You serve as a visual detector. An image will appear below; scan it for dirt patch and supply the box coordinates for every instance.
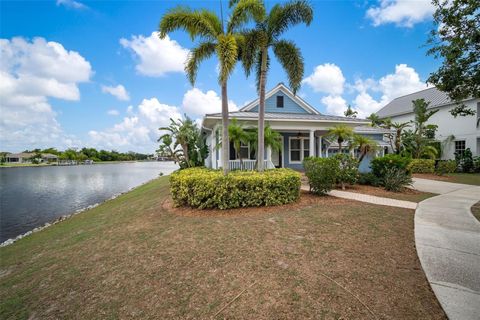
[341,184,437,203]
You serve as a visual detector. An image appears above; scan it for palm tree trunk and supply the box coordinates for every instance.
[358,151,366,163]
[221,82,230,175]
[257,48,268,172]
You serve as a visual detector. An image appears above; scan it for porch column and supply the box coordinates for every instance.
[216,129,221,169]
[211,131,217,169]
[309,130,315,157]
[318,136,322,157]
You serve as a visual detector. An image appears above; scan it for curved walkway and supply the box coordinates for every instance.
[413,178,480,320]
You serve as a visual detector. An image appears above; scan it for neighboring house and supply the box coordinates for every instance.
[202,83,390,171]
[376,87,480,160]
[5,153,59,163]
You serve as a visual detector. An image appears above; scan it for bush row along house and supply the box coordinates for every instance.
[376,87,480,159]
[201,83,391,171]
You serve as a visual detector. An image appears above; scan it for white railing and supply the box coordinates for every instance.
[217,159,275,170]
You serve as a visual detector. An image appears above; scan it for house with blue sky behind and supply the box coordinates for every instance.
[1,0,439,153]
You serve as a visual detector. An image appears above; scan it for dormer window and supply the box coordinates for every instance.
[276,95,284,108]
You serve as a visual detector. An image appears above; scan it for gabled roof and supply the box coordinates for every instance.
[240,83,320,115]
[376,87,453,118]
[204,111,368,123]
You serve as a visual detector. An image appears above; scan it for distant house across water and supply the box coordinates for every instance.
[5,153,59,164]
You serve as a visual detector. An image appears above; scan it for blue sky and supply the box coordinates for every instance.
[0,0,439,153]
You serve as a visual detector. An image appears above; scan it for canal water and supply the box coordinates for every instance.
[0,162,178,242]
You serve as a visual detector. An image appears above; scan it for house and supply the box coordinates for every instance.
[201,83,391,171]
[5,152,59,163]
[376,87,480,159]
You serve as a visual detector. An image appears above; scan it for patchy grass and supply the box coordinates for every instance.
[414,173,480,186]
[471,201,480,222]
[0,177,445,319]
[343,184,437,203]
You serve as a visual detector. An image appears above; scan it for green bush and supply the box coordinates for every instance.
[303,157,339,195]
[474,156,480,173]
[435,160,457,175]
[382,167,413,192]
[371,154,411,177]
[169,167,301,209]
[334,154,359,189]
[358,172,381,187]
[407,159,435,173]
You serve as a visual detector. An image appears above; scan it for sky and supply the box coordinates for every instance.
[0,0,440,153]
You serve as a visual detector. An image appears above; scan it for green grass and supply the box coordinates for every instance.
[0,177,445,319]
[0,163,53,168]
[471,201,480,222]
[447,173,480,186]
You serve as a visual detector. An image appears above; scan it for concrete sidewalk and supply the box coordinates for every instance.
[413,178,480,320]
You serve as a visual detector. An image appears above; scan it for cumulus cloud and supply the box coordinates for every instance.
[182,87,238,117]
[366,0,434,27]
[120,32,189,77]
[302,63,345,95]
[321,95,348,116]
[107,109,120,116]
[89,98,182,153]
[0,37,92,151]
[101,84,130,101]
[56,0,88,10]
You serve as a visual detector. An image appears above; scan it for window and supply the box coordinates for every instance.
[289,137,310,163]
[239,142,250,159]
[455,140,466,156]
[276,95,284,108]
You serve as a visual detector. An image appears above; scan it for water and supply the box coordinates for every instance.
[0,162,178,242]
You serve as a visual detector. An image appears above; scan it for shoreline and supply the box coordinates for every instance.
[0,174,165,248]
[0,160,170,169]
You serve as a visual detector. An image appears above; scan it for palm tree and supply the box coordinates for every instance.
[411,98,439,159]
[351,134,378,163]
[159,117,197,167]
[233,0,313,171]
[391,121,410,154]
[367,113,384,127]
[327,125,354,154]
[159,1,264,174]
[344,105,358,118]
[228,118,249,167]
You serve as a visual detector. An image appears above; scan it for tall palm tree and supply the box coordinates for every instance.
[411,98,439,159]
[159,1,264,174]
[232,0,313,171]
[351,134,378,163]
[391,121,410,154]
[327,124,354,154]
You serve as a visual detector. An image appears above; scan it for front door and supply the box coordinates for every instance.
[271,136,284,168]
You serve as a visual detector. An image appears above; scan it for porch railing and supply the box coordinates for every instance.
[217,159,275,171]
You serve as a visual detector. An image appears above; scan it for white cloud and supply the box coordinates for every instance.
[107,109,120,116]
[56,0,87,10]
[120,32,189,77]
[101,84,130,101]
[321,95,348,116]
[352,92,384,118]
[0,37,92,151]
[126,105,134,114]
[366,0,434,27]
[182,87,238,117]
[302,63,345,95]
[89,98,182,153]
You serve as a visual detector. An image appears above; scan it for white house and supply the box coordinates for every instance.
[201,83,391,171]
[376,87,480,160]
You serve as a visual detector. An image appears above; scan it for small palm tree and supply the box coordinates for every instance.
[344,105,358,118]
[352,134,378,163]
[327,125,354,153]
[391,122,410,154]
[159,117,197,166]
[233,0,313,171]
[367,113,384,127]
[228,118,250,167]
[159,0,264,174]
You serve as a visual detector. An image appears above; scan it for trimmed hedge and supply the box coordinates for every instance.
[407,159,435,173]
[303,157,339,195]
[371,154,411,177]
[170,167,301,209]
[435,160,457,175]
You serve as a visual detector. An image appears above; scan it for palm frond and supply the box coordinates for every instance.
[268,0,313,39]
[227,0,266,34]
[238,28,263,77]
[185,42,216,85]
[217,34,239,84]
[159,7,222,41]
[273,39,304,93]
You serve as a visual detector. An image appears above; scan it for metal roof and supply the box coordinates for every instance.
[376,87,452,118]
[205,111,369,123]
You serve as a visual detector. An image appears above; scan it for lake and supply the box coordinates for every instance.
[0,162,178,243]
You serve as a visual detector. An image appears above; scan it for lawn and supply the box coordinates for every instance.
[471,201,480,222]
[340,184,437,203]
[414,173,480,186]
[0,177,445,319]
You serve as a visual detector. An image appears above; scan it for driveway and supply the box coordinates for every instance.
[413,178,480,320]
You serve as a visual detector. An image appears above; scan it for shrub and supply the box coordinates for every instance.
[407,159,435,173]
[334,154,359,190]
[435,160,457,175]
[474,156,480,173]
[358,172,381,187]
[456,148,474,173]
[169,167,301,209]
[382,167,413,192]
[371,154,411,178]
[303,157,339,195]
